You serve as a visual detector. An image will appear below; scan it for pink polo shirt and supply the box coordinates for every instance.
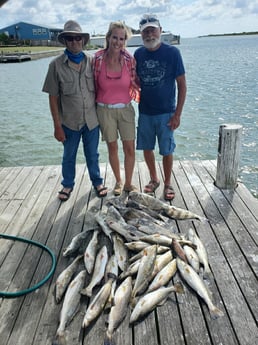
[96,62,131,104]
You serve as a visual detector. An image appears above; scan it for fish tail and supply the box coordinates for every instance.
[174,282,184,294]
[210,305,224,319]
[200,216,209,223]
[52,331,67,345]
[80,287,92,297]
[103,333,116,345]
[203,268,212,280]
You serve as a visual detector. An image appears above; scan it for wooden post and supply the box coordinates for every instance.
[215,124,242,189]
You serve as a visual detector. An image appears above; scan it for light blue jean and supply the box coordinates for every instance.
[137,113,176,156]
[61,124,103,189]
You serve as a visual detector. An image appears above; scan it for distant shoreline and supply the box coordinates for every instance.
[198,31,258,38]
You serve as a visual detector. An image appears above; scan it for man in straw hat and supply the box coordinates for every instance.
[43,20,107,200]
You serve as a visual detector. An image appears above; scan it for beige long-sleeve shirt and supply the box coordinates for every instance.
[42,52,98,131]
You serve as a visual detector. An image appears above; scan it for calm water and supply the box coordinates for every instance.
[1,35,258,197]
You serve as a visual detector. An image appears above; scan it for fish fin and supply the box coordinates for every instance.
[78,327,84,343]
[107,272,118,280]
[203,267,212,280]
[130,296,137,308]
[210,306,224,319]
[157,298,167,306]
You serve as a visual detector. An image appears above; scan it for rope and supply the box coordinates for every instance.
[0,233,56,298]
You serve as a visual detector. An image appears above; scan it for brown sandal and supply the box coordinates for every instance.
[164,185,175,201]
[144,180,160,194]
[113,182,123,196]
[123,184,138,193]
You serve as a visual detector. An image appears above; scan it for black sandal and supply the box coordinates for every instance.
[95,185,108,198]
[58,188,73,201]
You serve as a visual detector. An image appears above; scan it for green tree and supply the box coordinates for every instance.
[0,33,10,45]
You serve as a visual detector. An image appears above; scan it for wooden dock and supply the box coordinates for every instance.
[0,53,31,63]
[0,160,257,345]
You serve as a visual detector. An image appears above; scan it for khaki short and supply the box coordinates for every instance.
[96,103,135,142]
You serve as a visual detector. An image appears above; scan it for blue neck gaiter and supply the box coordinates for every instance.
[65,49,85,64]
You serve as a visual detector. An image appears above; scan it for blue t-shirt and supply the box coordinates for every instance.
[134,43,185,115]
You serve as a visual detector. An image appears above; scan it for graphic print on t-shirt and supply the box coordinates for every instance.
[141,59,166,87]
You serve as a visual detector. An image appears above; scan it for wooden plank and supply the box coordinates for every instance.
[192,160,258,321]
[0,166,61,345]
[32,164,90,345]
[0,163,257,345]
[178,160,257,344]
[160,161,216,345]
[0,167,23,198]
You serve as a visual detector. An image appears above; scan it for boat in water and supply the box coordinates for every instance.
[90,32,180,48]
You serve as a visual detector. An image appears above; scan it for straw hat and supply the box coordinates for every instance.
[58,20,90,45]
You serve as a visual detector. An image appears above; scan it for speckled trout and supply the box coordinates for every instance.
[130,282,184,324]
[104,276,133,345]
[129,191,208,221]
[53,270,86,345]
[176,258,224,319]
[55,254,83,304]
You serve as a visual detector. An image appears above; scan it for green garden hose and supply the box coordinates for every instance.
[0,233,56,298]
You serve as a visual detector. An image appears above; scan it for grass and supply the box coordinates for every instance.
[0,45,97,55]
[0,46,63,54]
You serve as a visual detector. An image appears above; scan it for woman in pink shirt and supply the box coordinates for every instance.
[93,21,140,196]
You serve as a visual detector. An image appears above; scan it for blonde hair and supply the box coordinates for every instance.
[105,21,132,49]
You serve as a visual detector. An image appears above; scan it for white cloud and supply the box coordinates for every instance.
[0,0,257,37]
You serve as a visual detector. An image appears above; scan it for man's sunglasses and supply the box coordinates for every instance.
[65,36,82,42]
[139,17,158,26]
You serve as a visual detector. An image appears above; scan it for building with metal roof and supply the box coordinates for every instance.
[0,21,62,44]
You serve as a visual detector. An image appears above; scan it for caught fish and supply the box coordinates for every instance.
[104,276,133,345]
[150,250,173,279]
[82,274,116,329]
[125,240,154,252]
[55,255,83,304]
[171,238,188,262]
[131,244,157,299]
[129,282,184,324]
[139,233,173,247]
[126,199,165,220]
[81,245,108,297]
[183,244,200,273]
[112,233,129,272]
[118,259,141,281]
[129,191,208,222]
[105,254,119,281]
[107,205,126,221]
[84,229,99,274]
[63,229,95,257]
[106,196,127,211]
[176,258,224,319]
[105,217,140,242]
[187,228,211,279]
[104,255,119,310]
[53,270,86,345]
[120,207,164,226]
[147,259,177,292]
[95,212,113,241]
[129,245,169,264]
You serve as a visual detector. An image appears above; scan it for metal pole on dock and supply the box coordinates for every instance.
[215,123,243,189]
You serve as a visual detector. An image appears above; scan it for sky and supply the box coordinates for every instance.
[0,0,258,38]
